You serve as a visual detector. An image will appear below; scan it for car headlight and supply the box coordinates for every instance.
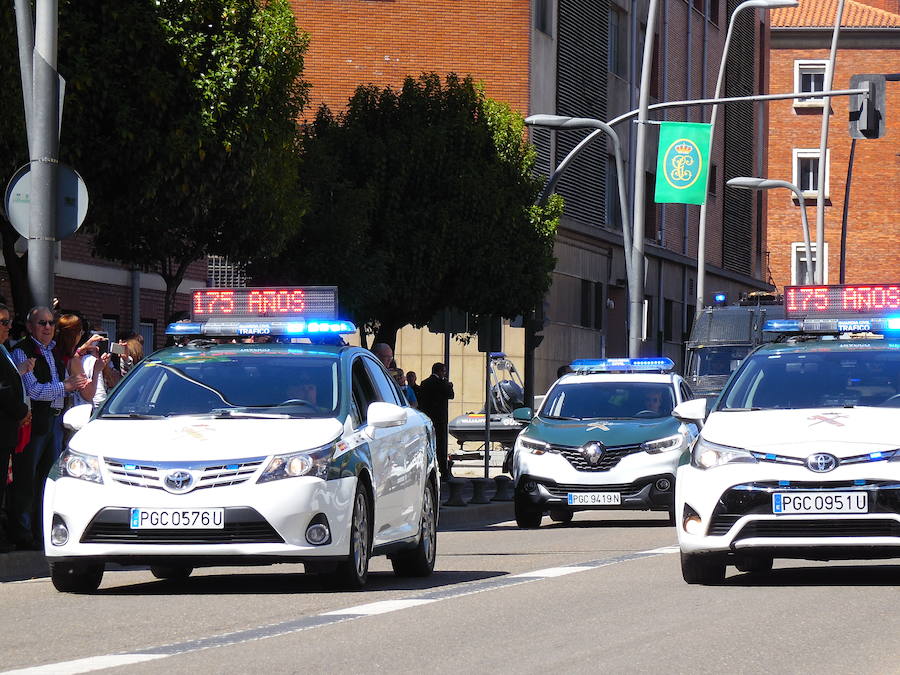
[691,436,757,470]
[258,442,336,483]
[514,435,557,455]
[58,449,103,484]
[641,433,686,454]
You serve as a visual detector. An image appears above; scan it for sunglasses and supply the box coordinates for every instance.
[36,319,56,327]
[0,319,9,326]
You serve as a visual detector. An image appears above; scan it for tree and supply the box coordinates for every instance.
[1,0,310,323]
[252,73,562,348]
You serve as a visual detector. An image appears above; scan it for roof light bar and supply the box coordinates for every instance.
[764,317,900,334]
[570,357,675,373]
[165,319,357,338]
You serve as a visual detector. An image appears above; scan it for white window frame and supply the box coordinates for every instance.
[791,242,828,285]
[794,60,827,108]
[792,148,830,199]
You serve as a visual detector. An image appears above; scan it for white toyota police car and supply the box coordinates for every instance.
[511,358,698,528]
[673,284,900,584]
[44,287,438,592]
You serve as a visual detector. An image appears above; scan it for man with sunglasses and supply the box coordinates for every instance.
[9,306,87,549]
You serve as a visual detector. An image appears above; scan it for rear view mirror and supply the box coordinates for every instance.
[63,404,93,431]
[672,398,709,424]
[512,407,533,422]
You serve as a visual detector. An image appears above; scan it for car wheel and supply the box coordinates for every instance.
[326,483,372,589]
[391,481,437,577]
[549,509,573,524]
[734,554,773,574]
[680,551,726,585]
[150,565,193,581]
[50,561,104,593]
[514,492,543,529]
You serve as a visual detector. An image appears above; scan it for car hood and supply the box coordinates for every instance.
[523,415,683,447]
[70,416,345,461]
[703,407,900,456]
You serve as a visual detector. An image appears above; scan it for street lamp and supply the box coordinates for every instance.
[695,0,798,318]
[726,176,814,283]
[525,114,640,358]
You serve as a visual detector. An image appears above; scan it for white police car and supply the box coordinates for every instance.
[673,283,900,584]
[44,287,439,592]
[510,358,697,528]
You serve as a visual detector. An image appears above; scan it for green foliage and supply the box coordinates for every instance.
[253,73,561,343]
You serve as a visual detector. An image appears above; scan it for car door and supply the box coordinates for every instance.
[361,358,423,540]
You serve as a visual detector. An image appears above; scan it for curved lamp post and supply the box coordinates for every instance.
[525,114,640,357]
[727,176,814,283]
[695,0,798,318]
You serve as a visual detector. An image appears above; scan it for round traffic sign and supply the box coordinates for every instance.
[3,162,89,240]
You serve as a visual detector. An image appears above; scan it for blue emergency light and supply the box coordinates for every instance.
[165,318,356,338]
[570,357,675,373]
[764,316,900,335]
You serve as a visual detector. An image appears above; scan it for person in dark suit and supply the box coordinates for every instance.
[0,304,32,552]
[417,362,455,481]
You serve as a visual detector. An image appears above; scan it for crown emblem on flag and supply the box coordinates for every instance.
[674,142,694,154]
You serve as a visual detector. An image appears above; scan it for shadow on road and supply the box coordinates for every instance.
[726,563,900,587]
[454,517,673,533]
[95,567,507,596]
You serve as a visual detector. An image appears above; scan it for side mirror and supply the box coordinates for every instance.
[367,401,407,429]
[672,398,709,425]
[512,407,533,422]
[63,404,93,431]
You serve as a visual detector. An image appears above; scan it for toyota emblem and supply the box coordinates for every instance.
[163,469,195,493]
[581,442,606,466]
[806,453,838,473]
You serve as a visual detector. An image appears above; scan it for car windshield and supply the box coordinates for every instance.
[540,381,675,419]
[102,351,340,418]
[719,346,900,410]
[690,345,751,376]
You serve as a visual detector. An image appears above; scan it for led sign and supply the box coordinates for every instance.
[784,284,900,319]
[191,287,338,321]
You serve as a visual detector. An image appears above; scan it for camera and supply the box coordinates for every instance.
[110,342,127,356]
[92,331,109,355]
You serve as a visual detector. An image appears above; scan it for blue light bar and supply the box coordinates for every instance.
[764,319,801,332]
[570,357,675,373]
[165,319,357,338]
[765,317,897,334]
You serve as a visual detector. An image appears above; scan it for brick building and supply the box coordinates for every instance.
[767,0,900,288]
[289,0,774,408]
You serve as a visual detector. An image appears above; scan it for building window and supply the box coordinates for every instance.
[792,149,830,199]
[645,171,658,242]
[535,0,552,36]
[791,242,827,285]
[139,321,155,352]
[605,155,622,229]
[101,316,118,343]
[580,279,592,328]
[207,255,247,288]
[608,5,627,77]
[664,299,675,342]
[708,0,719,25]
[593,282,604,330]
[794,60,827,108]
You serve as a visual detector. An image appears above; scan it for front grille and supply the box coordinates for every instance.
[735,519,900,540]
[81,507,283,544]
[542,480,651,498]
[708,481,900,536]
[554,443,642,472]
[105,457,266,491]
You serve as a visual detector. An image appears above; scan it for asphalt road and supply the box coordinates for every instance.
[3,510,900,674]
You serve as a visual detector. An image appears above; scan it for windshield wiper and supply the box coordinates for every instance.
[211,409,291,419]
[720,407,762,412]
[100,413,167,420]
[543,415,579,420]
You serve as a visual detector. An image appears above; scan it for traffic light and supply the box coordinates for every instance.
[477,314,502,353]
[849,74,886,139]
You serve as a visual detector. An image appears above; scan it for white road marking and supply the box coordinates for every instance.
[4,654,166,674]
[323,598,436,615]
[3,545,678,674]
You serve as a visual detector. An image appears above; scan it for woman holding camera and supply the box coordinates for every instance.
[54,315,116,408]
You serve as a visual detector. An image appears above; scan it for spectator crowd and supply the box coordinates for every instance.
[0,302,144,553]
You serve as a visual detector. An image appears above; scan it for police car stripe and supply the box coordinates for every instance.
[5,546,677,674]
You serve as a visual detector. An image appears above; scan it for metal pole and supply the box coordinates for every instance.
[839,137,856,283]
[630,0,659,357]
[789,186,814,282]
[483,350,491,479]
[28,0,59,309]
[814,0,845,284]
[13,0,35,154]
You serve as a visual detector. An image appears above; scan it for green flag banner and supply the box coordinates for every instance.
[654,122,711,205]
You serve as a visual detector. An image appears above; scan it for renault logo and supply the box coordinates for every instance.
[806,453,838,473]
[163,469,195,494]
[581,442,606,466]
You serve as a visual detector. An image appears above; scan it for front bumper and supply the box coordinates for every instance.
[677,461,900,559]
[43,473,358,565]
[516,473,675,512]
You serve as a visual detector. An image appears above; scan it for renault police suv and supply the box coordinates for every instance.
[510,358,698,528]
[44,288,438,593]
[673,284,900,584]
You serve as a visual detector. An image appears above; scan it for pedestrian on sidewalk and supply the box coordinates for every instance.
[417,362,455,481]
